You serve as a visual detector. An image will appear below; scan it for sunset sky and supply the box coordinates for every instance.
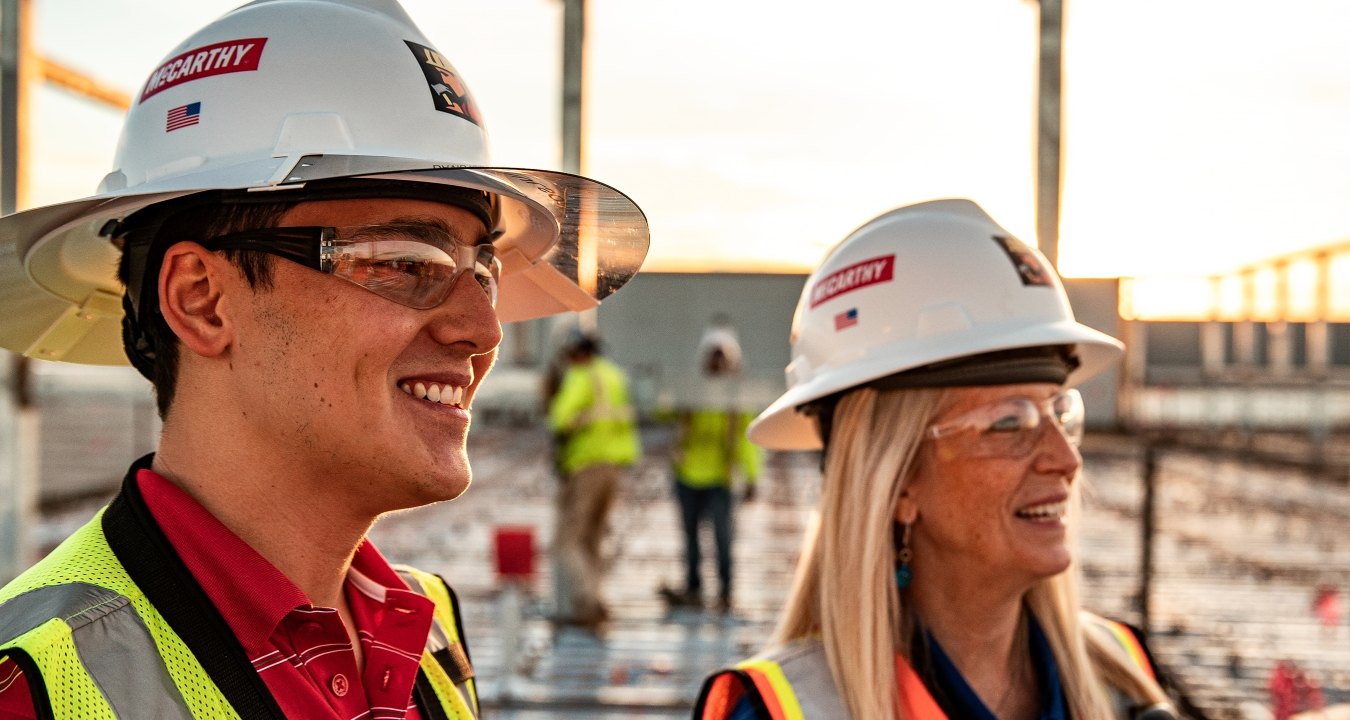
[24,0,1350,292]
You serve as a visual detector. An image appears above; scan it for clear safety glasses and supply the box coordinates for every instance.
[200,223,501,310]
[925,388,1085,459]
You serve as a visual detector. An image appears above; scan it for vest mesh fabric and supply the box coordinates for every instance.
[8,620,115,718]
[0,511,237,719]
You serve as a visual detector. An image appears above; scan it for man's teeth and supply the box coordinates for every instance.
[1015,501,1067,519]
[398,382,467,407]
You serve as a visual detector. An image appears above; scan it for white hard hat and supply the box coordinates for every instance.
[697,325,743,373]
[0,0,649,366]
[747,198,1124,450]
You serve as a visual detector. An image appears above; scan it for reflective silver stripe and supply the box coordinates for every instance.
[395,570,451,652]
[1083,614,1164,718]
[752,640,852,719]
[0,582,194,718]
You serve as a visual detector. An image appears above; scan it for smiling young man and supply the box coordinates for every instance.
[0,1,647,717]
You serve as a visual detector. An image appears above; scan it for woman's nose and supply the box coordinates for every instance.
[1033,418,1082,476]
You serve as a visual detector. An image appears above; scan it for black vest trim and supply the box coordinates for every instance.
[433,645,475,685]
[1,649,55,720]
[412,668,452,720]
[101,454,287,719]
[439,576,474,664]
[436,573,479,714]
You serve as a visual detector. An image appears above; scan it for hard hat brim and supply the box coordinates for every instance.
[0,156,649,365]
[746,320,1125,451]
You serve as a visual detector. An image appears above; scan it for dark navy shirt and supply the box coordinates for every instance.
[920,613,1068,720]
[726,694,758,720]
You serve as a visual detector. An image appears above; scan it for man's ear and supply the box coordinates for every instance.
[158,242,234,359]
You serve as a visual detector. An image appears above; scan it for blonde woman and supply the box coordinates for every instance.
[695,200,1177,720]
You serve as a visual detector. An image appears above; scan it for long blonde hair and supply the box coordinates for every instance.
[772,386,1170,719]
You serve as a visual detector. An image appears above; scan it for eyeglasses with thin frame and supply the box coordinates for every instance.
[925,388,1085,459]
[199,222,501,310]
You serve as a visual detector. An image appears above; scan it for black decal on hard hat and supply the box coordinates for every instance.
[991,235,1052,287]
[405,40,483,126]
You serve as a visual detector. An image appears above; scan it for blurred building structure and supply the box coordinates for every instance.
[1120,241,1350,468]
[0,0,134,582]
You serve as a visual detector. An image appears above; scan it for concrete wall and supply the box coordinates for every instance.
[1062,278,1124,430]
[595,272,806,414]
[25,363,157,504]
[1138,321,1350,379]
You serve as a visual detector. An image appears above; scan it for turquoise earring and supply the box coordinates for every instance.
[895,522,913,589]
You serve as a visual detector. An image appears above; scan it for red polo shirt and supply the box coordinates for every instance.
[1,469,435,719]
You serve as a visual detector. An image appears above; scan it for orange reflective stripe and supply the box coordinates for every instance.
[1103,621,1156,681]
[737,659,803,720]
[698,672,744,720]
[895,654,948,719]
[705,652,951,720]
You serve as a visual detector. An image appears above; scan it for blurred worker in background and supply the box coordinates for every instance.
[660,319,762,613]
[0,0,647,716]
[695,200,1175,719]
[548,330,642,629]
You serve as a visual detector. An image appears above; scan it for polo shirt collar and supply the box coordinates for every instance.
[136,468,416,656]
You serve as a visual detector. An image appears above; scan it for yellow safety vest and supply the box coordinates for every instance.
[549,356,641,475]
[0,459,479,719]
[674,409,762,489]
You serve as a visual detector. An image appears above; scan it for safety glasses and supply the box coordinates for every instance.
[200,222,500,310]
[926,388,1085,459]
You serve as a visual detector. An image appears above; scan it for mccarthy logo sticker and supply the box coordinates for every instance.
[406,40,482,126]
[810,255,895,307]
[140,38,267,103]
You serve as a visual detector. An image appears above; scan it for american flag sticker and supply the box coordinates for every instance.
[834,308,859,330]
[166,102,201,132]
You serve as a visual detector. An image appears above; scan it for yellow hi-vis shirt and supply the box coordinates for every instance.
[674,409,762,489]
[549,356,641,475]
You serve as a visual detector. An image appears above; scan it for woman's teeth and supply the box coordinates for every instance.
[1015,501,1067,520]
[400,382,466,407]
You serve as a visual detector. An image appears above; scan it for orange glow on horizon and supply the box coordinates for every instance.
[640,257,812,275]
[1122,244,1350,323]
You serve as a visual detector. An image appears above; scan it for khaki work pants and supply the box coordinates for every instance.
[554,463,623,625]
